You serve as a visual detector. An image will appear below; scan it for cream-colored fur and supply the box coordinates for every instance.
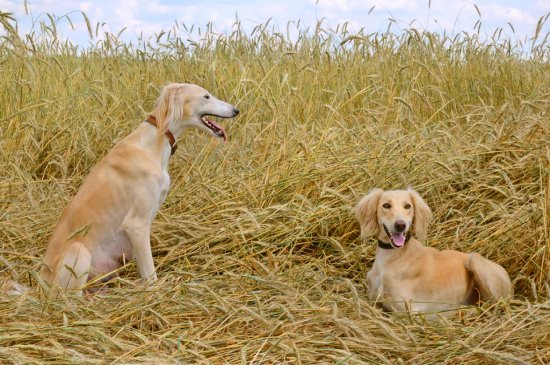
[355,188,512,315]
[40,83,239,295]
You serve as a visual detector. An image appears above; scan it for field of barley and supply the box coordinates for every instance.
[0,11,549,364]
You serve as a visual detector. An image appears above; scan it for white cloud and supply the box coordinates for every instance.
[78,2,103,20]
[114,0,138,28]
[145,0,177,14]
[374,0,418,12]
[260,3,289,17]
[0,0,20,13]
[313,0,353,12]
[78,2,92,13]
[313,0,418,12]
[484,4,537,25]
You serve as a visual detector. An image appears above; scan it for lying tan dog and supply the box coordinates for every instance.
[355,188,512,314]
[40,83,239,295]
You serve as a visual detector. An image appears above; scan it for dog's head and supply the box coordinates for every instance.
[355,188,432,247]
[150,83,239,141]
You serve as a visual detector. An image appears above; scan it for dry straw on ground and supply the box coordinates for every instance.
[0,11,549,364]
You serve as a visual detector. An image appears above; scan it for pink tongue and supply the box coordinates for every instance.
[207,117,226,141]
[391,232,406,247]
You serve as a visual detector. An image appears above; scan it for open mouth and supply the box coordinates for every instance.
[383,225,407,248]
[201,115,226,141]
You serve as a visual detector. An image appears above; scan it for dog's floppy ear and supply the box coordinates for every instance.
[355,188,383,239]
[150,84,182,132]
[408,188,432,241]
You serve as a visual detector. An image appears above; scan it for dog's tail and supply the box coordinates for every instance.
[465,252,513,302]
[0,255,29,296]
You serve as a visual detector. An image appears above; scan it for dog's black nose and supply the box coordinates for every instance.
[394,220,406,232]
[233,108,240,116]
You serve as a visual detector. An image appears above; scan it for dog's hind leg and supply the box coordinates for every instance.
[51,242,92,295]
[465,252,512,302]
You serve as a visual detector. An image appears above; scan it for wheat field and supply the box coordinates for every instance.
[0,11,549,364]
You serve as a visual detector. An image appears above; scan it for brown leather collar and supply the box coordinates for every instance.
[145,115,177,155]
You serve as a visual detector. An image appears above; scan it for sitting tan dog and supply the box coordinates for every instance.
[40,83,239,295]
[355,188,512,314]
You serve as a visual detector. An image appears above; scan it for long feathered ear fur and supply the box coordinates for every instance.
[355,188,383,239]
[149,83,184,133]
[408,188,432,241]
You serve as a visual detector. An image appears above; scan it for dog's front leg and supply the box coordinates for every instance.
[133,234,157,281]
[123,216,157,281]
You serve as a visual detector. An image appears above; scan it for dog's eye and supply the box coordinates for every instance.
[404,203,411,209]
[382,203,391,209]
[204,94,210,99]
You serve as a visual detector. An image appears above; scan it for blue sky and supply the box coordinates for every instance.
[1,1,549,45]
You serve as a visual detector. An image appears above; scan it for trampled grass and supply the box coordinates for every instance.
[0,10,549,364]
